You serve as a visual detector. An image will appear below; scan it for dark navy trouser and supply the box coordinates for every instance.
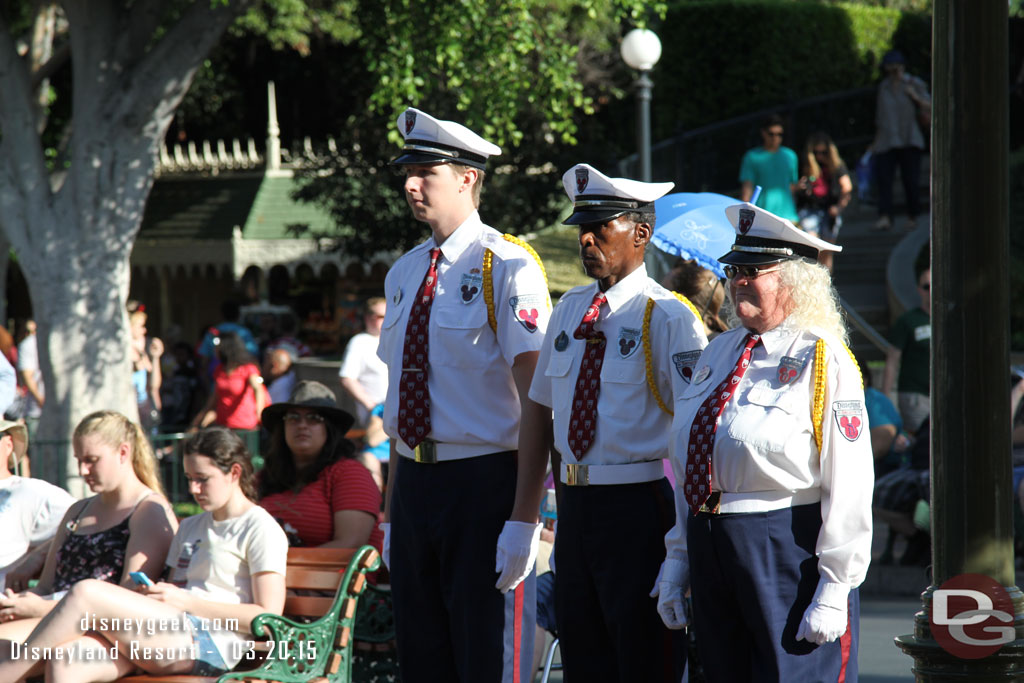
[555,477,686,683]
[390,452,536,683]
[688,503,859,683]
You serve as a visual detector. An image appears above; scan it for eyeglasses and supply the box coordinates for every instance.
[724,264,782,280]
[284,412,326,425]
[813,148,829,156]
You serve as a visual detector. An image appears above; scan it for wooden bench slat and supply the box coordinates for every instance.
[284,565,344,591]
[283,594,336,617]
[284,547,355,567]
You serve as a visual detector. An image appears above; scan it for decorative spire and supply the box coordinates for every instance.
[267,81,281,171]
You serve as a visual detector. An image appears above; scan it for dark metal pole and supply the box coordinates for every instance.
[895,1,1024,678]
[636,70,653,182]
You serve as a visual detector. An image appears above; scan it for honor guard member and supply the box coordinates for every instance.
[527,164,707,683]
[656,204,873,681]
[378,107,551,683]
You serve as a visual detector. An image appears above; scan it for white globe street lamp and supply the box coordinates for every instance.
[620,28,662,182]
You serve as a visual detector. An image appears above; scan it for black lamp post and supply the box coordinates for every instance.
[620,28,662,182]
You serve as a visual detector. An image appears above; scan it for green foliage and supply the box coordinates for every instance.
[284,0,663,257]
[233,0,360,53]
[172,501,203,519]
[653,0,927,134]
[356,0,658,148]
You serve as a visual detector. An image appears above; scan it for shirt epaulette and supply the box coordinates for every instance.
[810,328,862,387]
[645,283,701,323]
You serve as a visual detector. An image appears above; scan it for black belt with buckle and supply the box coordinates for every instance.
[412,439,438,464]
[698,491,722,514]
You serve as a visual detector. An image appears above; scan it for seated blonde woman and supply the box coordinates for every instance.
[0,411,177,643]
[0,427,288,682]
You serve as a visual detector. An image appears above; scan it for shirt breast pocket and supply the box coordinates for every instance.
[727,384,805,453]
[379,297,410,368]
[432,304,491,368]
[600,358,645,417]
[544,352,576,411]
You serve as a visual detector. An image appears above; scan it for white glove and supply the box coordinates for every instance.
[380,522,391,571]
[494,521,543,593]
[650,557,689,630]
[796,581,850,645]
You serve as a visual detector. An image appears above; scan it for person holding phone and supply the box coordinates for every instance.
[0,427,289,681]
[0,411,176,642]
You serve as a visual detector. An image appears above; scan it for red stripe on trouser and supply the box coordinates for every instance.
[837,601,852,683]
[512,581,524,683]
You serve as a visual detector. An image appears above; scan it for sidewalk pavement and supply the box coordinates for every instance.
[533,594,920,682]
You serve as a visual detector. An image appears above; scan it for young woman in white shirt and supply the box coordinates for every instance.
[0,427,288,682]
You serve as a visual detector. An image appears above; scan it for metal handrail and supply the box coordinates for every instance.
[840,295,893,355]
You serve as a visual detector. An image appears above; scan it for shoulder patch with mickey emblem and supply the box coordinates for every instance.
[673,350,702,383]
[832,400,864,441]
[509,294,545,333]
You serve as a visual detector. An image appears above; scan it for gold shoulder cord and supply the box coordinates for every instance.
[643,292,702,416]
[811,338,863,453]
[483,234,550,333]
[812,339,827,453]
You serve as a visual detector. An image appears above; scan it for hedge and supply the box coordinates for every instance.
[651,0,931,137]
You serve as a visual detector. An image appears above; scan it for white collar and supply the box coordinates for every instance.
[601,263,649,313]
[434,211,483,264]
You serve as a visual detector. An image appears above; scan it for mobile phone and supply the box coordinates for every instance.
[129,571,154,587]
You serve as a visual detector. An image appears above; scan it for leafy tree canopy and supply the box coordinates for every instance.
[235,0,669,259]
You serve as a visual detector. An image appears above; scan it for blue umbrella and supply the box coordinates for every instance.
[651,192,738,278]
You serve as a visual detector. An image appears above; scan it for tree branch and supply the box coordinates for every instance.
[115,0,255,135]
[0,11,51,239]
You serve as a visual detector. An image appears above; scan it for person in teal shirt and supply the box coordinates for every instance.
[739,114,799,221]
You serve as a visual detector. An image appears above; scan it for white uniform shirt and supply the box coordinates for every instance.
[378,212,550,457]
[664,322,874,588]
[530,265,707,467]
[339,332,388,425]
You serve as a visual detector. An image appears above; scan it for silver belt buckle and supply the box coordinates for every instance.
[414,439,437,464]
[565,463,589,486]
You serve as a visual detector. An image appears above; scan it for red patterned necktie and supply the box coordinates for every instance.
[398,248,442,449]
[567,291,607,460]
[685,333,760,514]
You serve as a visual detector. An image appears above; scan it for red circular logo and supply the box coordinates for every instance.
[930,573,1014,659]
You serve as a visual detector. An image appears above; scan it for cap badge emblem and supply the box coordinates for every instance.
[738,208,755,235]
[575,167,589,194]
[405,110,417,135]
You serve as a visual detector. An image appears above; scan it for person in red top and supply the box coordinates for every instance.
[258,381,383,560]
[190,332,268,431]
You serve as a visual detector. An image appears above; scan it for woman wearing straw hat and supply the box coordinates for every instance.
[258,381,383,555]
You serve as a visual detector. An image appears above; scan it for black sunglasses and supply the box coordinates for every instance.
[724,264,782,280]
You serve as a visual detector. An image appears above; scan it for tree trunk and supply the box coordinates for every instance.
[28,244,136,495]
[0,1,253,492]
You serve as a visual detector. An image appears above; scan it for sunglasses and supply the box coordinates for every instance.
[284,412,326,425]
[724,264,782,280]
